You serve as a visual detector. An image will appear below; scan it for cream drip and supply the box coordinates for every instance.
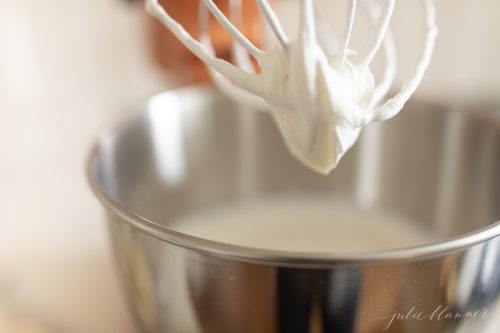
[146,0,438,174]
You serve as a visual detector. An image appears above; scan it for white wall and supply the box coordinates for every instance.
[0,1,165,332]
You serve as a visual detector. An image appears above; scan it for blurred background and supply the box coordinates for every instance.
[0,0,499,332]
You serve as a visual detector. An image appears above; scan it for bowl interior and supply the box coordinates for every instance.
[91,87,500,254]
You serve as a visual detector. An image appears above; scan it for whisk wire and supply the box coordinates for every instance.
[361,0,396,66]
[256,0,290,51]
[202,0,264,58]
[335,0,358,66]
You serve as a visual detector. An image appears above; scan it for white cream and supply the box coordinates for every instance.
[146,0,438,174]
[174,197,435,253]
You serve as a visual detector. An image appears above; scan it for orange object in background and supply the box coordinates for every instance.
[148,0,263,85]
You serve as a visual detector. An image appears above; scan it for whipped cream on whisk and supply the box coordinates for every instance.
[146,0,438,174]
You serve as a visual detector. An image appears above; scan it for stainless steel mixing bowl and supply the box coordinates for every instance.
[88,87,500,333]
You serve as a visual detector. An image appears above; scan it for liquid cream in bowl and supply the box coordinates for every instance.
[174,197,435,253]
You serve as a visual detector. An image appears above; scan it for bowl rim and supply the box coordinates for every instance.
[86,87,500,268]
